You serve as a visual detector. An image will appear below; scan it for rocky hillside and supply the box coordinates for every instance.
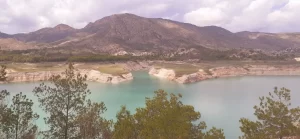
[12,24,76,43]
[236,32,300,50]
[0,32,10,38]
[0,13,300,56]
[0,38,39,50]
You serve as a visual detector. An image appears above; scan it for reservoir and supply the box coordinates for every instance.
[1,71,300,139]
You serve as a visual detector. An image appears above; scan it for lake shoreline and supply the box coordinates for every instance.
[2,61,300,84]
[2,72,300,139]
[3,69,134,84]
[149,65,300,84]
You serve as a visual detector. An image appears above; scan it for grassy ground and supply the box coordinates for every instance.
[73,63,129,75]
[153,62,200,76]
[97,64,128,75]
[3,60,300,75]
[6,63,66,72]
[152,60,300,76]
[191,60,300,71]
[5,63,129,75]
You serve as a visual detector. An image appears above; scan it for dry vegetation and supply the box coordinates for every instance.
[74,63,129,75]
[153,62,200,77]
[153,60,300,77]
[4,62,129,75]
[6,63,67,72]
[97,64,128,75]
[3,60,300,75]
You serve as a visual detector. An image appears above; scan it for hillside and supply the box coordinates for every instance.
[236,31,300,50]
[12,24,76,43]
[0,13,299,58]
[0,32,10,38]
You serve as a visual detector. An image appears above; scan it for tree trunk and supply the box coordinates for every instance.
[65,91,70,139]
[15,103,20,139]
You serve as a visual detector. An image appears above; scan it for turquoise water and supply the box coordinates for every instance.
[1,71,300,138]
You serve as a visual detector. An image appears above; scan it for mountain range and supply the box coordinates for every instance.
[1,13,300,57]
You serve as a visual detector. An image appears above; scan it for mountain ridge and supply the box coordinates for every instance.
[0,13,300,56]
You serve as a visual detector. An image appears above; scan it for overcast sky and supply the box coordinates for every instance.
[0,0,299,34]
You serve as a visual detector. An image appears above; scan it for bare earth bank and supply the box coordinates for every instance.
[2,61,300,84]
[149,64,300,84]
[2,61,151,84]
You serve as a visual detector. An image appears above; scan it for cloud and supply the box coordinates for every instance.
[184,7,227,27]
[120,3,169,16]
[0,0,299,34]
[0,0,178,34]
[183,0,300,33]
[266,0,300,32]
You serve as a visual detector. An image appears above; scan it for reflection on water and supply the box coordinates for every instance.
[1,72,300,139]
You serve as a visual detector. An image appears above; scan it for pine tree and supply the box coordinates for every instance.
[0,90,10,137]
[239,87,300,139]
[75,100,112,139]
[113,106,136,139]
[0,92,39,139]
[0,65,7,81]
[33,63,91,139]
[113,90,225,139]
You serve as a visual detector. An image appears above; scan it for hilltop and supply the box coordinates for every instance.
[0,13,300,61]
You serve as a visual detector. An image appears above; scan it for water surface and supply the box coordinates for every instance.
[1,71,300,139]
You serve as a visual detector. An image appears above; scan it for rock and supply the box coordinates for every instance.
[149,68,175,80]
[175,70,213,84]
[149,65,300,84]
[124,61,151,71]
[113,51,128,56]
[111,73,133,84]
[210,67,248,77]
[149,68,212,84]
[121,73,134,80]
[6,71,61,82]
[5,69,133,84]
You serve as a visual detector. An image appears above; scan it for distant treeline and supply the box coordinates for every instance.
[0,53,173,63]
[0,49,289,63]
[0,50,156,62]
[0,54,133,62]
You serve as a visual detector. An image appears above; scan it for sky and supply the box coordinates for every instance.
[0,0,299,34]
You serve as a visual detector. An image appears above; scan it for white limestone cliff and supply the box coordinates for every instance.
[149,68,176,80]
[149,65,300,84]
[4,69,133,84]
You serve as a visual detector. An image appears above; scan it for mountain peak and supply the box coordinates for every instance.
[112,13,139,17]
[0,31,10,38]
[2,13,299,52]
[83,13,144,32]
[53,24,74,31]
[99,13,143,21]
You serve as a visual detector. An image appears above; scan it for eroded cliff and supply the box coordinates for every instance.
[149,65,300,84]
[4,69,133,84]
